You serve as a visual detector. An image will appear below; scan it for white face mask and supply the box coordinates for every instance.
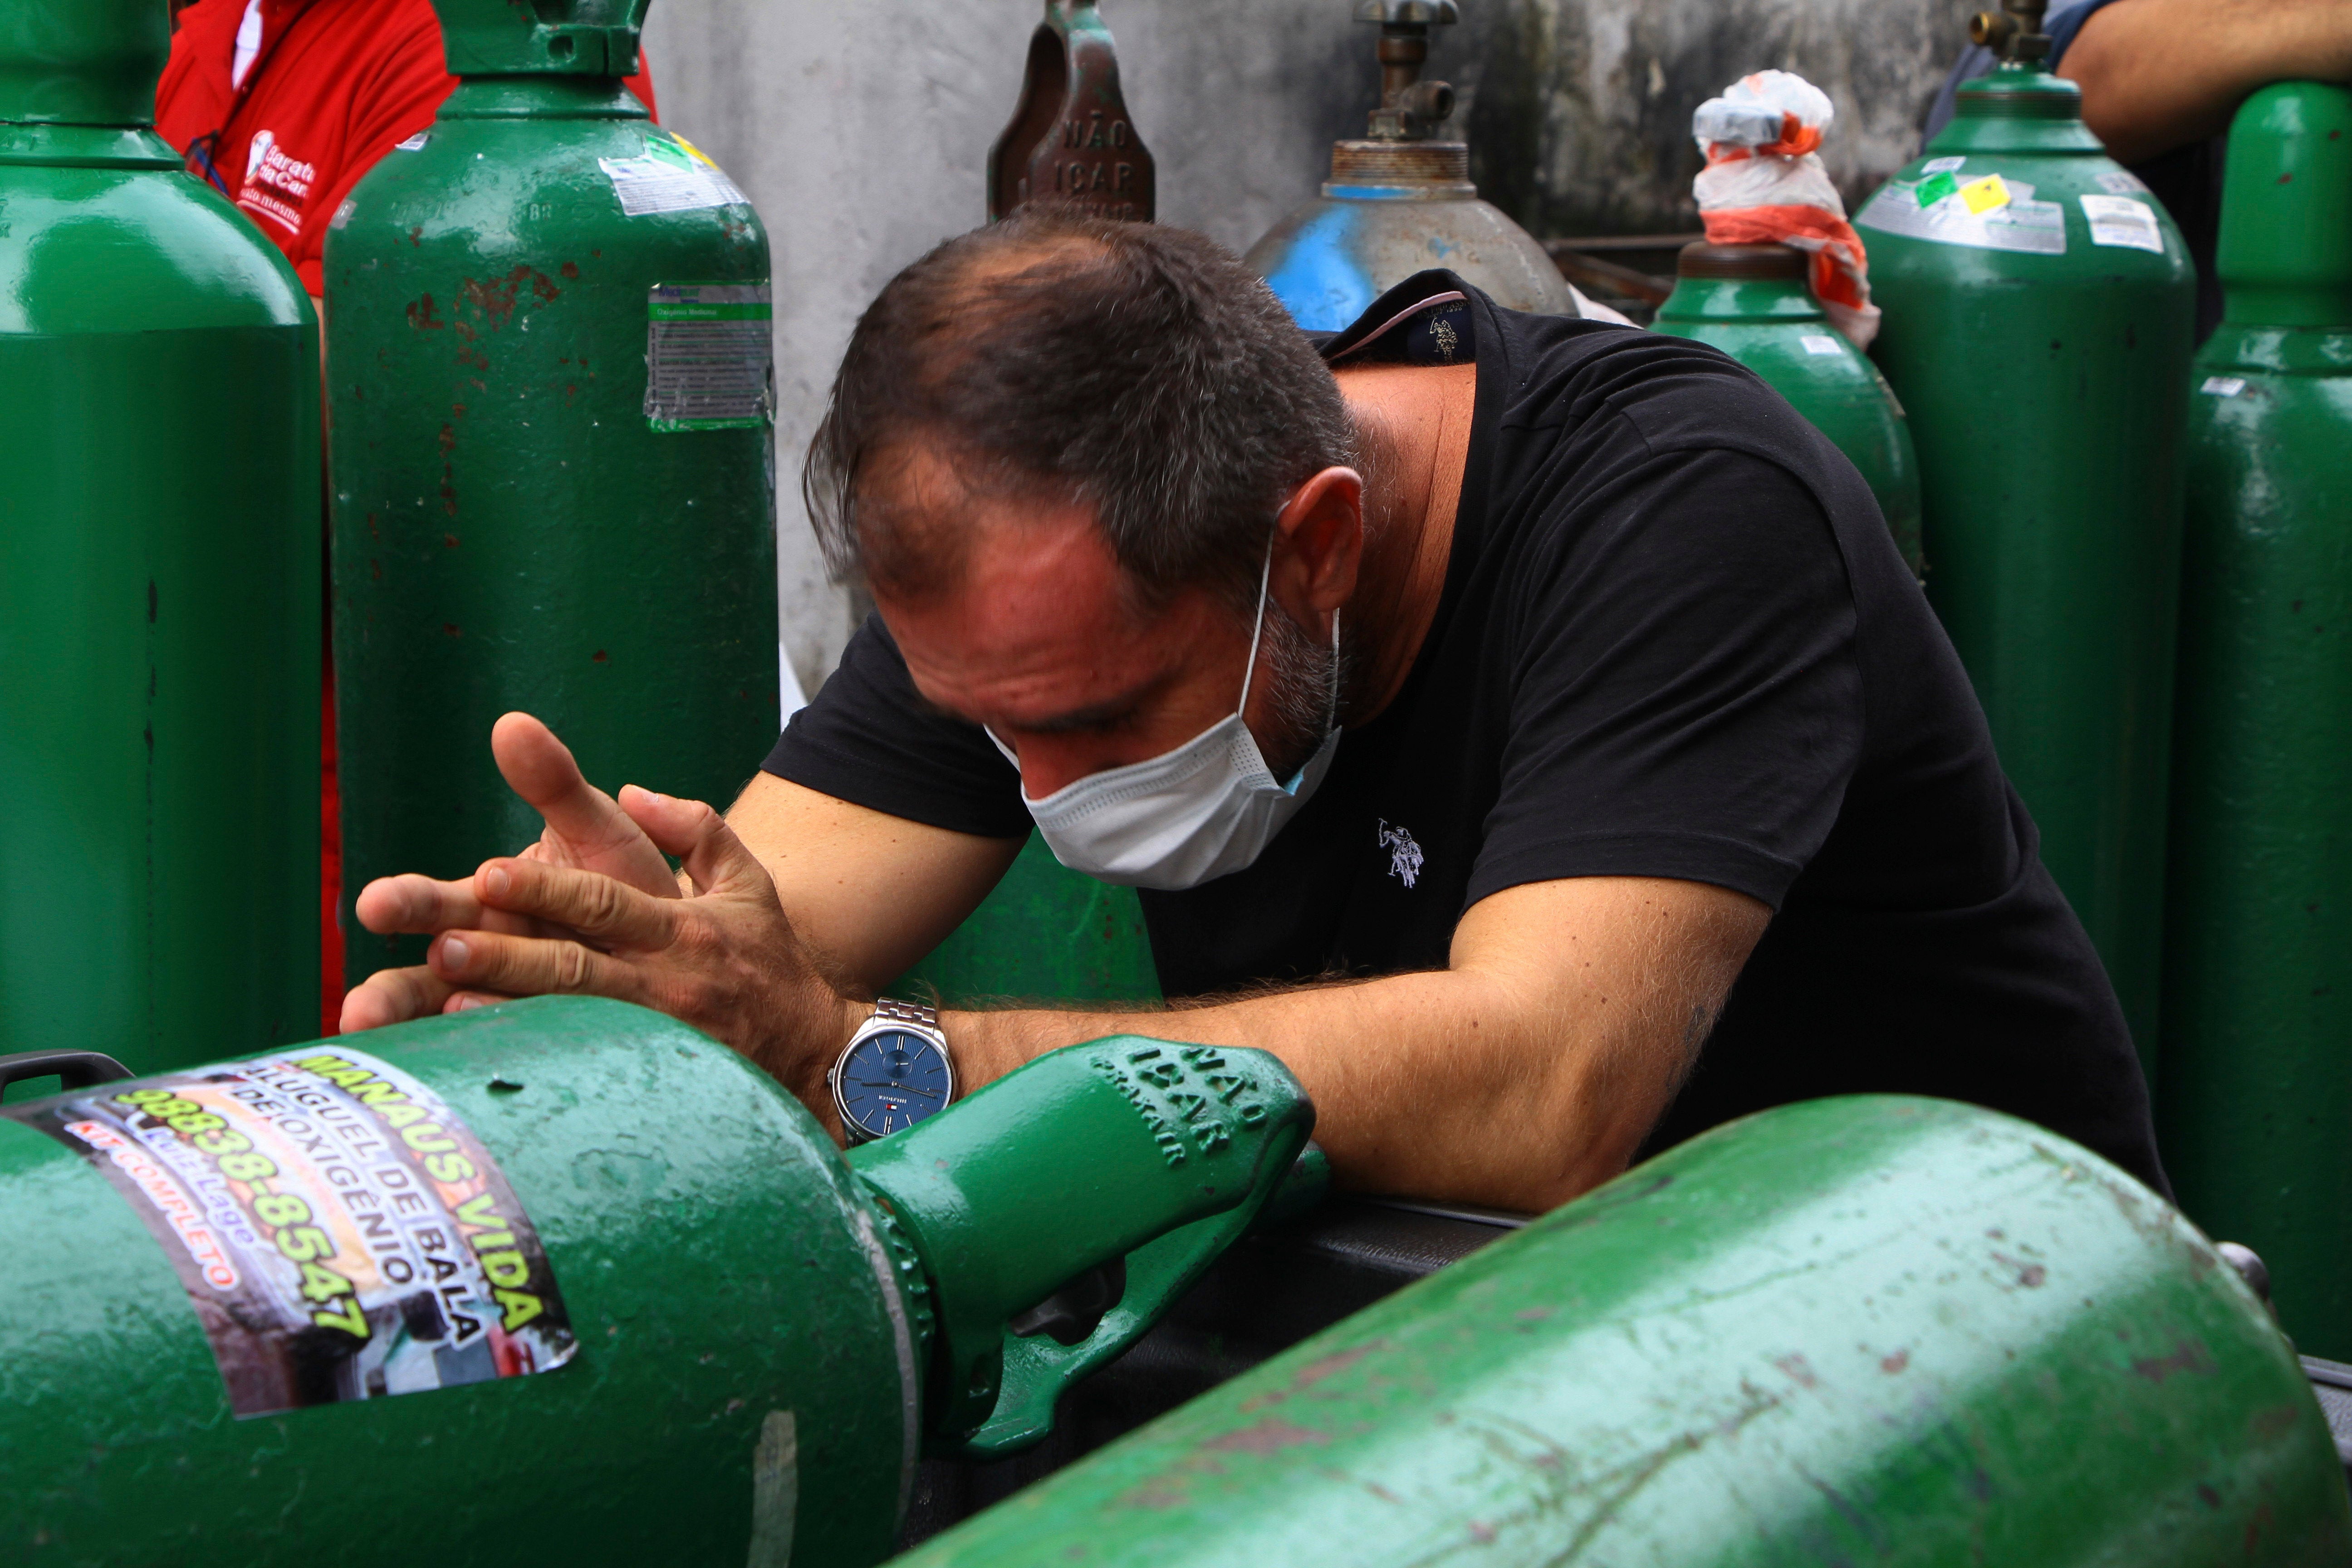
[989,559,1341,891]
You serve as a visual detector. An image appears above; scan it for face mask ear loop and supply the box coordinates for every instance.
[1235,545,1275,715]
[1326,609,1343,732]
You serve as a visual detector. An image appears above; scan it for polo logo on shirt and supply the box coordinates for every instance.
[1377,820,1424,888]
[237,128,315,236]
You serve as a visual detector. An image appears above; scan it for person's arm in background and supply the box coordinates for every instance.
[2060,0,2352,162]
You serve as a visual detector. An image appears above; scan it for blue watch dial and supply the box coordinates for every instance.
[837,1029,951,1139]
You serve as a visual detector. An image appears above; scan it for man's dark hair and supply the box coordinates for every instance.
[803,208,1354,612]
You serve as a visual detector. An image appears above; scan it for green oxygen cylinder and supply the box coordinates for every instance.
[0,1000,1312,1565]
[1856,4,2195,1076]
[1651,242,1926,576]
[2160,81,2352,1362]
[0,0,319,1073]
[897,837,1161,1006]
[890,1096,2351,1567]
[327,0,778,990]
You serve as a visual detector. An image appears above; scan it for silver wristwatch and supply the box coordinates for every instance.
[828,997,956,1145]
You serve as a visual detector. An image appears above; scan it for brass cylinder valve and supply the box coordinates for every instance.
[1359,0,1460,141]
[1969,0,2052,62]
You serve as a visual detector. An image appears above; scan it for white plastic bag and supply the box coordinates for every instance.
[1690,69,1880,349]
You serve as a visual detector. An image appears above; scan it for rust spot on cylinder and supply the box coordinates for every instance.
[559,260,579,279]
[1238,1343,1375,1411]
[442,534,459,549]
[460,265,560,330]
[1881,1348,1910,1373]
[1201,1417,1329,1455]
[2132,1337,2217,1382]
[592,650,608,662]
[443,624,462,638]
[1992,1250,2048,1288]
[406,294,444,330]
[407,224,423,246]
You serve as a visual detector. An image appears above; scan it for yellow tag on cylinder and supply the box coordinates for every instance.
[1959,174,2012,215]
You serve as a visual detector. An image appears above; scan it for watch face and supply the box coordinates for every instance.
[837,1029,951,1139]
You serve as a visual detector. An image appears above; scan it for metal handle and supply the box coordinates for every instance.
[0,1048,133,1096]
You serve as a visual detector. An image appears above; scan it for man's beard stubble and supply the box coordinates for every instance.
[1256,601,1352,783]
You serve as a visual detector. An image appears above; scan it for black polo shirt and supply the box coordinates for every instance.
[765,272,2166,1194]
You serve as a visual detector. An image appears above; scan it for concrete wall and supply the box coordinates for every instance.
[642,0,1968,695]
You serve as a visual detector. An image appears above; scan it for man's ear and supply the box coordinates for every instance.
[1271,466,1363,642]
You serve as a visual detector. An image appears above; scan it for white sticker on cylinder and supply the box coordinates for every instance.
[2200,376,2247,397]
[1800,334,1843,356]
[1921,155,1966,175]
[2080,195,2166,253]
[600,135,750,217]
[746,1410,798,1568]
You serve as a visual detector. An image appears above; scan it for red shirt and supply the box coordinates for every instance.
[157,0,655,294]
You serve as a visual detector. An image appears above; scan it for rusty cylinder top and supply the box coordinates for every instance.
[1676,242,1809,281]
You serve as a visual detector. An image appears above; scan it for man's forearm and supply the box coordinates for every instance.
[945,971,1665,1214]
[2062,0,2352,163]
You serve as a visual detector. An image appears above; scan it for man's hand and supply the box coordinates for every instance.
[420,790,868,1121]
[340,712,687,1032]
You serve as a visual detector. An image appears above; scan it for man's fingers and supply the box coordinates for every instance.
[352,873,544,937]
[340,965,456,1032]
[428,927,645,1003]
[441,990,513,1014]
[491,712,685,895]
[490,711,615,834]
[620,785,773,898]
[353,873,490,936]
[473,857,678,947]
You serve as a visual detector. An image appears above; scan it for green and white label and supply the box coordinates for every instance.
[645,281,774,432]
[1856,174,2067,256]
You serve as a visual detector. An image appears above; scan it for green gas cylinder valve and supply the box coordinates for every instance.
[435,0,647,77]
[854,1036,1315,1454]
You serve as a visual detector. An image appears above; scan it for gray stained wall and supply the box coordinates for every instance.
[641,0,1966,697]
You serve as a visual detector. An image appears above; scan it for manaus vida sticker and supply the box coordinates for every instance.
[4,1047,575,1416]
